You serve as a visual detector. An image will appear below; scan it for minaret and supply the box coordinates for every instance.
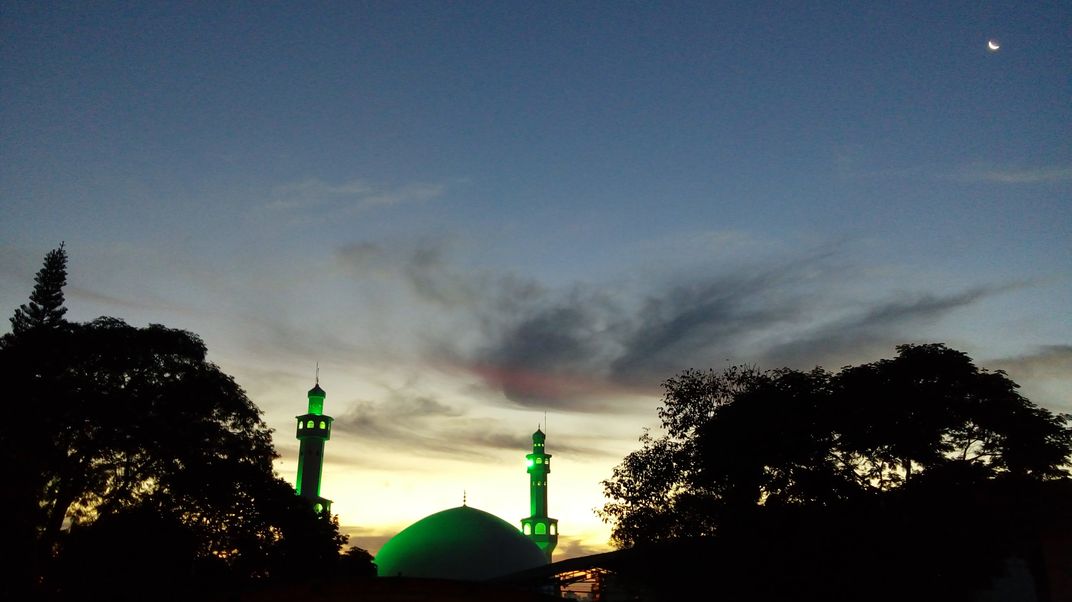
[295,380,333,514]
[521,427,558,561]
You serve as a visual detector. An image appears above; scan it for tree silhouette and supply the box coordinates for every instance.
[598,346,1072,600]
[600,344,1072,547]
[338,546,378,577]
[9,242,68,335]
[0,249,346,599]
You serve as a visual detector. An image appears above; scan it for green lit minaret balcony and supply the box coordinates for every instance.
[520,427,558,562]
[295,381,333,515]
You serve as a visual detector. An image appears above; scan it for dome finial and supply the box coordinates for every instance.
[463,490,467,506]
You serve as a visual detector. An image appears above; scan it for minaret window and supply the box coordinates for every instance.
[550,524,557,535]
[523,524,531,535]
[536,458,543,464]
[319,421,326,429]
[307,420,314,428]
[535,523,546,535]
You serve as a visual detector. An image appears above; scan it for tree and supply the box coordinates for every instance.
[599,345,1072,548]
[832,344,1072,484]
[9,242,68,335]
[1,250,346,598]
[338,546,378,577]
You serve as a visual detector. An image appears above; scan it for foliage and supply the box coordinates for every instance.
[0,248,346,598]
[9,242,68,335]
[338,546,378,577]
[599,344,1072,548]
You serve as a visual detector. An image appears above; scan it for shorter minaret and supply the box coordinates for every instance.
[521,427,558,561]
[295,379,333,514]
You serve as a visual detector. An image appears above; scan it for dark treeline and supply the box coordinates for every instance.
[0,245,373,601]
[600,345,1072,600]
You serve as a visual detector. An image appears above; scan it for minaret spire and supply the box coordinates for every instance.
[520,424,558,562]
[295,377,333,515]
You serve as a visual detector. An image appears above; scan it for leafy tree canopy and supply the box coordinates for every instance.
[600,344,1072,548]
[0,247,347,599]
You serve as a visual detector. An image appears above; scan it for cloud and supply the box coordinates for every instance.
[339,524,395,556]
[476,275,1012,409]
[990,345,1072,379]
[331,238,1015,414]
[358,183,445,209]
[608,271,805,386]
[331,390,599,459]
[333,392,464,450]
[329,385,612,458]
[337,238,544,311]
[954,165,1072,184]
[760,285,1013,369]
[986,345,1072,414]
[833,155,1072,186]
[338,239,480,307]
[554,534,612,560]
[66,286,199,317]
[265,179,373,210]
[264,178,446,215]
[473,288,630,409]
[466,265,812,409]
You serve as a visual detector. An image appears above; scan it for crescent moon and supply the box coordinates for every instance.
[987,39,1001,52]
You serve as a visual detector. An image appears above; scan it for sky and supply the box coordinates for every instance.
[2,1,1070,559]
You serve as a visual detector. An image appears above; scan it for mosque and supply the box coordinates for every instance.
[293,381,558,581]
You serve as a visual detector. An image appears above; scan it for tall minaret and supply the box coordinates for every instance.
[521,427,558,561]
[295,379,333,514]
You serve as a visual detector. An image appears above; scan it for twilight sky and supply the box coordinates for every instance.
[2,1,1070,559]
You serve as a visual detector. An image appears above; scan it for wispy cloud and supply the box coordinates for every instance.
[990,345,1072,380]
[265,179,372,210]
[67,285,203,319]
[333,238,1015,413]
[339,525,395,556]
[607,269,807,386]
[337,238,514,308]
[263,178,447,215]
[833,152,1072,185]
[832,146,926,181]
[954,165,1072,184]
[555,534,612,560]
[331,389,606,459]
[760,285,1017,368]
[332,392,466,455]
[986,345,1072,414]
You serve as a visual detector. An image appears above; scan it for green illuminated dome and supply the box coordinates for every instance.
[375,505,547,581]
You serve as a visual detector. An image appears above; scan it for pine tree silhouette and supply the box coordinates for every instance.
[10,242,68,335]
